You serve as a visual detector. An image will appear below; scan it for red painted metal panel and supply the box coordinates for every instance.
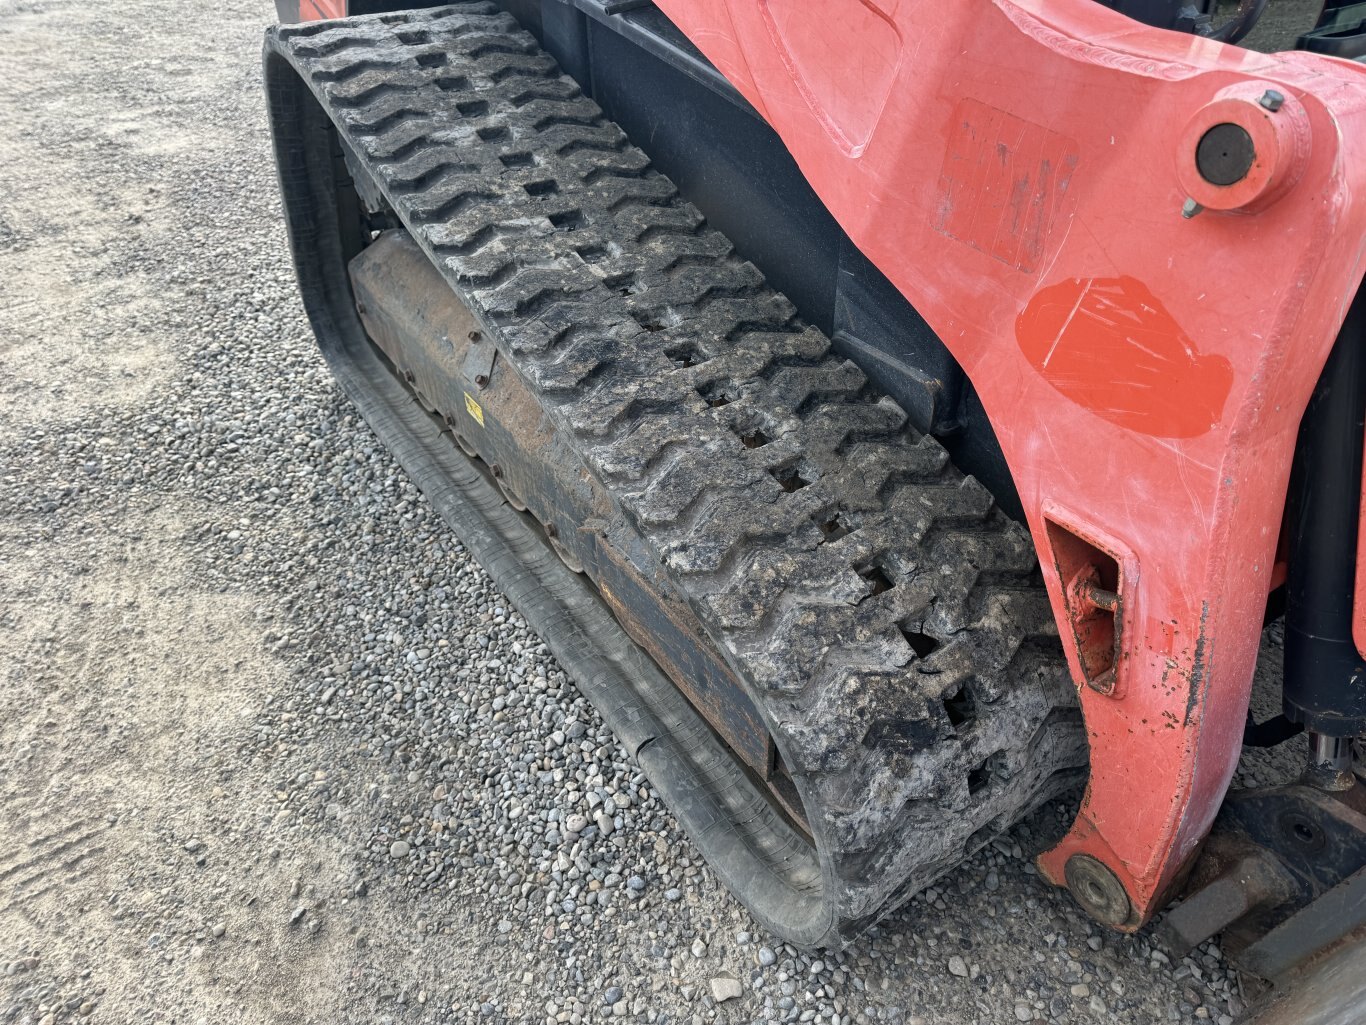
[656,0,1366,927]
[300,0,346,20]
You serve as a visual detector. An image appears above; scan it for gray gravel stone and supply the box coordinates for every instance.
[710,976,743,1003]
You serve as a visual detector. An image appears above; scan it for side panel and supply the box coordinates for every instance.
[655,0,1366,926]
[300,0,346,19]
[280,1,445,21]
[580,22,1019,515]
[518,3,1022,515]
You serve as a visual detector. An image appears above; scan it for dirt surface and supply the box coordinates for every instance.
[0,2,1312,1024]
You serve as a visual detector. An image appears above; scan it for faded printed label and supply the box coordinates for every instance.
[464,392,485,428]
[936,98,1080,274]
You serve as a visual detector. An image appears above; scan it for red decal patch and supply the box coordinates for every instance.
[1017,275,1233,438]
[936,98,1079,274]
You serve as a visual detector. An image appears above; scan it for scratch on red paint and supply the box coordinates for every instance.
[1017,275,1233,438]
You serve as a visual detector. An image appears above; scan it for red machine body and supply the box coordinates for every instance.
[653,0,1366,928]
[299,0,346,18]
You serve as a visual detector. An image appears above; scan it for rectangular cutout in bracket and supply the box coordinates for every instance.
[1045,517,1128,697]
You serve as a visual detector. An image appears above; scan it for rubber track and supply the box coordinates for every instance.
[269,5,1086,944]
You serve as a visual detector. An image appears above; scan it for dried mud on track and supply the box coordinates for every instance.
[0,2,1297,1023]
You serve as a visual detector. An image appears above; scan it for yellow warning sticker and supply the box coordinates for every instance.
[464,392,485,427]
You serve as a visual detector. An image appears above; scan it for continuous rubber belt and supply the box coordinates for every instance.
[264,3,1086,946]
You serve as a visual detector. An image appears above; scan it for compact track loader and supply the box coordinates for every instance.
[264,0,1366,1017]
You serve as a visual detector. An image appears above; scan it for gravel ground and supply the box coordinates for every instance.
[0,2,1314,1023]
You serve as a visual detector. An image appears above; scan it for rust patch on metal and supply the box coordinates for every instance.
[1184,601,1212,726]
[350,229,778,778]
[595,533,776,778]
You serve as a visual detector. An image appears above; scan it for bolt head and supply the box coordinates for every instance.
[1181,198,1204,219]
[1259,89,1285,112]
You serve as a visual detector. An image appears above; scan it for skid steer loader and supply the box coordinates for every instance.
[264,0,1366,1017]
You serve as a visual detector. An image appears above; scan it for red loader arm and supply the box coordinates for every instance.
[655,0,1366,928]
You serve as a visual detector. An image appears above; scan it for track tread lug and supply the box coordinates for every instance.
[270,7,1085,947]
